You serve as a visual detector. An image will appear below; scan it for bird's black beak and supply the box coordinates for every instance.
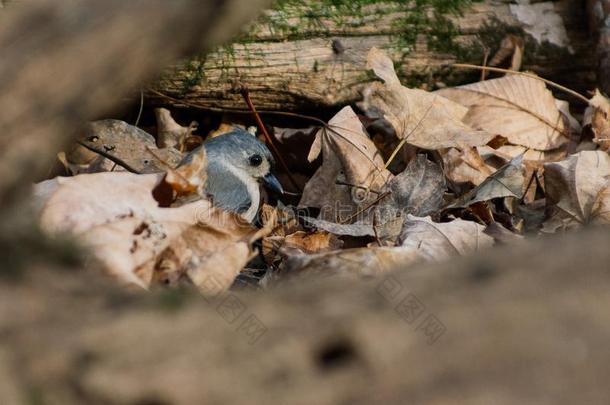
[262,173,284,195]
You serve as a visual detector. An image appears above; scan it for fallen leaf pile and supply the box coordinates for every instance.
[34,47,610,293]
[34,171,269,294]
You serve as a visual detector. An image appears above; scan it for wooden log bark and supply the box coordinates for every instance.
[151,0,596,112]
[2,228,610,404]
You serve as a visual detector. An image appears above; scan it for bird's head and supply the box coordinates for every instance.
[203,129,284,195]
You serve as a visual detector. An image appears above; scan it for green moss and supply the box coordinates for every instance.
[170,0,480,94]
[391,0,479,58]
[173,0,574,96]
[255,0,477,55]
[179,55,207,95]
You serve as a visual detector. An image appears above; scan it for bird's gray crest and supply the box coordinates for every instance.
[181,128,274,168]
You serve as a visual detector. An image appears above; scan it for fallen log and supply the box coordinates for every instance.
[151,0,596,111]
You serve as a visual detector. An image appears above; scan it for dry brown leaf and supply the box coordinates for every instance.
[442,147,494,186]
[544,151,610,226]
[259,204,299,237]
[399,215,494,261]
[208,123,239,139]
[489,34,524,71]
[299,106,391,221]
[164,145,207,197]
[367,155,446,241]
[482,144,568,163]
[155,108,198,151]
[284,231,343,253]
[437,75,570,151]
[34,172,262,293]
[75,120,183,173]
[303,155,445,242]
[262,230,343,265]
[384,154,446,216]
[58,149,111,176]
[181,214,258,295]
[450,154,525,208]
[584,89,610,151]
[282,246,421,278]
[36,173,202,287]
[363,47,493,150]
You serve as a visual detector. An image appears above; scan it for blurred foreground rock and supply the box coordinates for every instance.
[1,229,609,404]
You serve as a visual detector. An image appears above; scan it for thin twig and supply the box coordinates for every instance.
[148,88,329,127]
[365,97,435,194]
[521,169,538,203]
[77,141,141,174]
[335,180,381,195]
[372,210,382,247]
[382,100,434,175]
[481,47,490,81]
[134,88,144,127]
[451,63,590,104]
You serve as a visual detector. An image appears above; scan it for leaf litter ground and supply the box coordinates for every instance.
[35,48,610,295]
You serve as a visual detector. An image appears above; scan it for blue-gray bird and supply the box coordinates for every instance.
[179,129,283,222]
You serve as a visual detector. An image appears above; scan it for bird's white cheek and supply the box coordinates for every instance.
[259,161,271,177]
[223,163,260,222]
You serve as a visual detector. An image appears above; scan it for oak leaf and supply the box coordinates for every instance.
[363,47,493,150]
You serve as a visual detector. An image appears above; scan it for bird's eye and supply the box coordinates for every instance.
[249,154,263,167]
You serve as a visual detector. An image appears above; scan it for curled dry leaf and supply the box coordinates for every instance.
[399,215,494,261]
[437,75,570,151]
[299,106,391,221]
[450,154,525,208]
[34,172,263,293]
[259,204,300,238]
[442,147,494,186]
[543,151,610,227]
[164,145,207,197]
[584,90,610,152]
[363,47,493,149]
[488,34,524,71]
[75,120,183,173]
[280,231,337,252]
[155,108,198,151]
[385,154,446,217]
[365,154,447,242]
[177,207,264,295]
